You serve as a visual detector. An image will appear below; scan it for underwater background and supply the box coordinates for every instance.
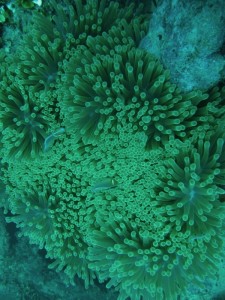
[0,0,225,299]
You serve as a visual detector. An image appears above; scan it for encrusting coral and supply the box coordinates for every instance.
[0,0,225,299]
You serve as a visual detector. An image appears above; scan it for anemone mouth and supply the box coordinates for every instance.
[44,71,58,84]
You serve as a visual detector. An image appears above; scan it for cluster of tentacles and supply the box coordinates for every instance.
[0,1,225,299]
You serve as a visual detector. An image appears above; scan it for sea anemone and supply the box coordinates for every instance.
[87,206,224,300]
[6,186,56,248]
[0,81,49,159]
[33,0,140,54]
[60,45,200,147]
[15,32,63,93]
[155,130,225,234]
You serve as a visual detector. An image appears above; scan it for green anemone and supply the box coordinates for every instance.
[6,186,56,248]
[34,0,139,53]
[61,45,198,147]
[155,130,225,233]
[3,141,97,287]
[87,208,223,300]
[0,81,49,159]
[86,16,149,55]
[15,32,63,93]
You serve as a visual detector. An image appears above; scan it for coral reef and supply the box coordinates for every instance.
[0,0,225,299]
[140,0,225,91]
